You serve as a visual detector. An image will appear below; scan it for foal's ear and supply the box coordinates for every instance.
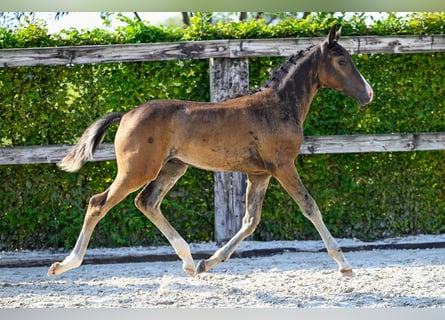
[328,25,342,46]
[336,25,342,40]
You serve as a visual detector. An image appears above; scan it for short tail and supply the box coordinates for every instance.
[58,112,123,172]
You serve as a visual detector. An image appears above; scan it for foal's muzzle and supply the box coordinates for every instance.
[352,74,374,106]
[357,81,374,106]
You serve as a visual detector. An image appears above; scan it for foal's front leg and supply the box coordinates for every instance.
[274,163,353,275]
[196,173,271,274]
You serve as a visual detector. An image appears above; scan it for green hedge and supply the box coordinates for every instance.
[1,13,444,250]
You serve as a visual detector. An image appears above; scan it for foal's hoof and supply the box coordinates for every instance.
[196,260,207,275]
[183,265,196,277]
[340,268,354,277]
[47,262,62,276]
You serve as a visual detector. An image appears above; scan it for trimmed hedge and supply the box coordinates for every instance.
[0,12,444,250]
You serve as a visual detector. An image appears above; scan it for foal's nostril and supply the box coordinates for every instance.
[358,89,373,106]
[367,83,374,103]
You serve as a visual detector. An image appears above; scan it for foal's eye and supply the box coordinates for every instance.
[338,60,347,66]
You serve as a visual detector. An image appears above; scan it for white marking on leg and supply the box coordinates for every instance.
[171,237,195,276]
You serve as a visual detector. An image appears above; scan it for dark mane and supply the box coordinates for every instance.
[252,44,316,94]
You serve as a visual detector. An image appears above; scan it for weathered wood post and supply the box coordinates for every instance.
[209,57,249,244]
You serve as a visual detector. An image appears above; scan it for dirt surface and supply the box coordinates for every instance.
[1,235,444,308]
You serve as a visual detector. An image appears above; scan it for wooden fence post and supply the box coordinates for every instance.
[209,57,249,244]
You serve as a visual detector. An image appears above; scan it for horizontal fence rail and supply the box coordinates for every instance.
[1,34,444,67]
[1,133,444,166]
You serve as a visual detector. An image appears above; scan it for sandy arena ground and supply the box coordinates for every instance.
[0,235,444,308]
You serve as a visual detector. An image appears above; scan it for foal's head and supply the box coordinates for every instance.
[318,25,373,106]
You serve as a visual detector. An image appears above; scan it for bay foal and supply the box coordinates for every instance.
[48,25,373,277]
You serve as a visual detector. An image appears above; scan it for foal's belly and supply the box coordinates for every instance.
[175,141,269,174]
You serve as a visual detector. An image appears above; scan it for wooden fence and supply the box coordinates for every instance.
[1,34,445,67]
[1,34,445,243]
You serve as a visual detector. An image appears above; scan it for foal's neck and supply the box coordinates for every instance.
[275,46,322,123]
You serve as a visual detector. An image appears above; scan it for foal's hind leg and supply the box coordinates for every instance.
[47,173,146,276]
[196,173,271,274]
[274,163,353,275]
[134,159,196,276]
